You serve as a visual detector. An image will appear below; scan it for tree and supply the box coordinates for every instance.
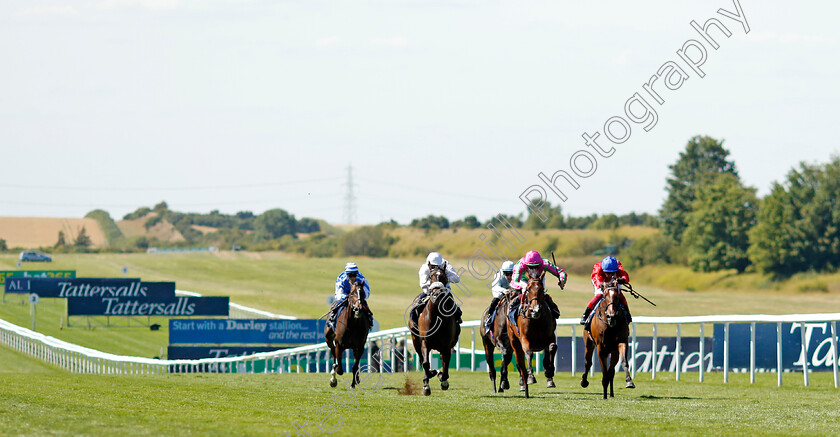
[253,209,297,240]
[682,174,757,273]
[660,136,739,243]
[590,214,619,230]
[153,201,169,213]
[0,238,6,252]
[452,215,481,229]
[55,231,67,248]
[523,200,564,230]
[74,227,92,248]
[340,226,394,257]
[622,233,677,269]
[409,215,449,230]
[296,218,321,233]
[749,157,840,276]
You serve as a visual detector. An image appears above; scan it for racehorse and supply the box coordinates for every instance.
[409,263,461,396]
[581,279,635,399]
[325,279,371,388]
[506,270,558,399]
[480,291,515,393]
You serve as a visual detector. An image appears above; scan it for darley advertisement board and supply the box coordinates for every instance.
[169,319,324,344]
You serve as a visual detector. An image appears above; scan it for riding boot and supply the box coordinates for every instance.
[624,306,632,323]
[485,297,500,331]
[580,307,592,325]
[455,306,463,325]
[545,295,560,319]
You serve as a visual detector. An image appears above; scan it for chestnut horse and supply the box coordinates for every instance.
[581,279,635,399]
[507,270,558,398]
[325,280,370,388]
[480,290,515,393]
[409,263,461,396]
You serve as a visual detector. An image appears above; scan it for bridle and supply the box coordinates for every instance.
[596,285,621,328]
[522,272,546,320]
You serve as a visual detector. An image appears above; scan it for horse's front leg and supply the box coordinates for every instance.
[510,335,529,398]
[420,343,433,396]
[500,342,512,392]
[350,347,364,389]
[608,349,620,398]
[482,334,497,393]
[438,347,452,391]
[581,335,594,388]
[598,347,611,399]
[544,341,557,388]
[525,348,537,385]
[618,341,635,389]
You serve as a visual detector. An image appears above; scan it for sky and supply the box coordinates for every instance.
[1,0,838,225]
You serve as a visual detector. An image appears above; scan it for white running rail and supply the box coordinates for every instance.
[1,308,838,388]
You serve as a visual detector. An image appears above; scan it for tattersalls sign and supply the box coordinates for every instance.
[68,296,229,316]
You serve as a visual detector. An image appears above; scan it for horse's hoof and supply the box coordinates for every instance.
[423,386,431,396]
[498,387,504,393]
[428,369,438,378]
[527,375,537,385]
[441,380,449,390]
[519,385,525,391]
[581,380,589,388]
[547,379,556,388]
[329,377,337,388]
[501,380,510,390]
[336,368,344,376]
[626,381,636,389]
[436,372,445,381]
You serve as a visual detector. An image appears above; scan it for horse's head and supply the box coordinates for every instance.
[601,279,622,328]
[428,262,449,287]
[349,279,365,320]
[523,270,546,319]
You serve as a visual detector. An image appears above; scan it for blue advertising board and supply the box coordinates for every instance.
[4,277,156,298]
[167,346,284,360]
[169,319,325,344]
[713,322,839,371]
[553,337,714,373]
[68,296,229,316]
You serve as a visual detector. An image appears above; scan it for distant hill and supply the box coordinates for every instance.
[0,217,107,249]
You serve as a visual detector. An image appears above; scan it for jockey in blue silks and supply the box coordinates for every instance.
[327,262,373,328]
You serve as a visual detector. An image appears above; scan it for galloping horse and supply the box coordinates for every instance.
[581,279,635,399]
[325,280,371,388]
[480,291,515,393]
[409,263,461,396]
[506,270,558,399]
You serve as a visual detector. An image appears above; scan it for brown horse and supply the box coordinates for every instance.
[506,270,558,398]
[480,290,514,393]
[581,279,635,399]
[325,280,371,388]
[409,263,461,396]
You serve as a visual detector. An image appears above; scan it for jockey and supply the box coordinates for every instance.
[484,260,515,331]
[580,256,631,325]
[328,262,372,328]
[510,250,566,319]
[410,252,462,324]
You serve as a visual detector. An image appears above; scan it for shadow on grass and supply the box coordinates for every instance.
[639,394,699,400]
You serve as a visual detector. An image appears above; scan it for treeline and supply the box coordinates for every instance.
[622,135,840,278]
[409,211,658,231]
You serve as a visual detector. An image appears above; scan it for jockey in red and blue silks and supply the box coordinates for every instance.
[510,250,567,319]
[580,256,631,325]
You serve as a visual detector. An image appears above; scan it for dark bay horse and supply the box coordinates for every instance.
[581,279,635,399]
[325,280,370,388]
[480,290,515,393]
[409,263,461,396]
[506,270,558,399]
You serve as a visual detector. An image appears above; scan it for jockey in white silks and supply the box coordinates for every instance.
[410,252,462,325]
